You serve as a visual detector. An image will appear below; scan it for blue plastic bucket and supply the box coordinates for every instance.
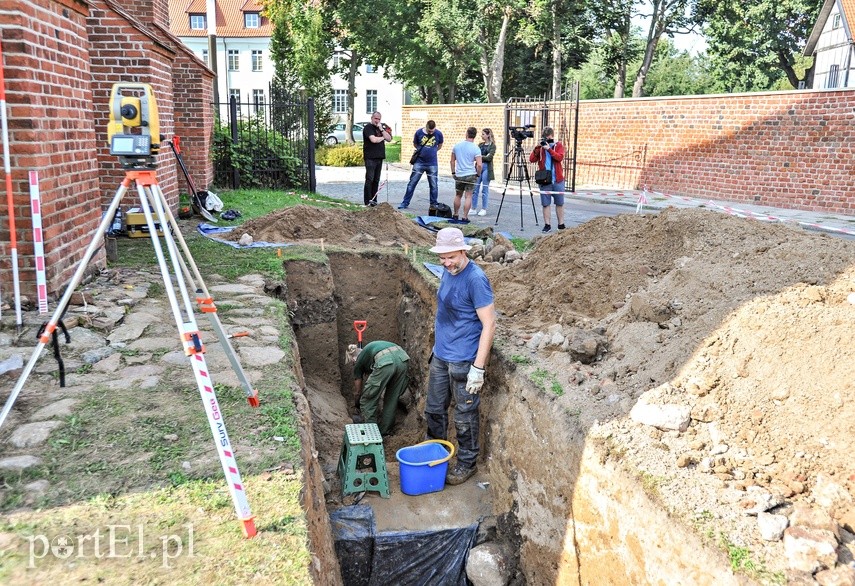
[395,440,455,496]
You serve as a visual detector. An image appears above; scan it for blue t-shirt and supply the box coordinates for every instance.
[452,141,482,177]
[414,128,443,166]
[433,261,494,362]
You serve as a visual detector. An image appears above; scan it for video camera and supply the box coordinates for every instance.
[509,124,536,142]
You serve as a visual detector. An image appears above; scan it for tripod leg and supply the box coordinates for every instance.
[150,183,260,407]
[138,174,256,537]
[494,166,514,226]
[0,178,133,430]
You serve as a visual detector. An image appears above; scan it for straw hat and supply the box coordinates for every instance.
[429,227,471,253]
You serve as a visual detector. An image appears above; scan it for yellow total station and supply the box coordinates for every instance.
[107,83,161,167]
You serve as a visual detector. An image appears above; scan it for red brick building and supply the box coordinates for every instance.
[0,0,213,301]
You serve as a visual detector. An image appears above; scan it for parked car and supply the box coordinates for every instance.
[325,122,369,145]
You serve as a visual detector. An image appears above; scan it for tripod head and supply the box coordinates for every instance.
[107,83,161,169]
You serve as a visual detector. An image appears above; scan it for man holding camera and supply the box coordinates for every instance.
[399,120,444,210]
[529,126,566,233]
[450,127,483,223]
[363,111,392,206]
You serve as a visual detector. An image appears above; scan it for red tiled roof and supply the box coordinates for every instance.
[842,0,855,32]
[168,0,272,38]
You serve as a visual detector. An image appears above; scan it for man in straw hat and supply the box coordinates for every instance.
[425,227,496,485]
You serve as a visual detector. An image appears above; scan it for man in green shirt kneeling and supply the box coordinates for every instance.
[347,341,409,435]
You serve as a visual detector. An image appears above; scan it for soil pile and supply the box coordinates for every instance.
[223,203,436,247]
[487,207,855,575]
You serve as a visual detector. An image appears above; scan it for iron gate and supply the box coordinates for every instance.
[502,82,579,192]
[212,83,316,191]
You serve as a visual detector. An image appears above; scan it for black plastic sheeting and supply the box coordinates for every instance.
[330,505,478,586]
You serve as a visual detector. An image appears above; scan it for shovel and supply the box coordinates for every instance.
[167,136,218,223]
[353,321,367,349]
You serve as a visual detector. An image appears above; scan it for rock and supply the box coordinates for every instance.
[238,233,254,246]
[504,250,522,262]
[107,322,147,344]
[783,526,839,573]
[0,455,43,471]
[630,393,691,431]
[163,433,179,442]
[790,504,840,539]
[493,233,515,251]
[548,332,565,347]
[758,512,789,541]
[0,354,24,377]
[466,541,514,586]
[526,332,544,351]
[238,346,286,367]
[9,421,63,448]
[815,565,855,586]
[30,399,77,421]
[676,453,697,468]
[739,486,781,515]
[82,346,117,364]
[24,479,50,494]
[487,245,508,263]
[629,292,673,323]
[812,474,853,518]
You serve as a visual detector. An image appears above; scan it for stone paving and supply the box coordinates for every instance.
[0,268,279,501]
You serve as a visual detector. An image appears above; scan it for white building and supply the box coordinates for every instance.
[168,0,404,131]
[804,0,855,89]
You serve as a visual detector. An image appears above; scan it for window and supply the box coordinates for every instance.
[252,50,263,72]
[253,89,264,112]
[832,14,842,29]
[827,64,840,88]
[245,12,259,28]
[332,54,341,68]
[365,90,377,114]
[201,49,208,66]
[333,89,347,114]
[229,89,241,102]
[228,49,239,71]
[365,63,376,74]
[189,14,205,29]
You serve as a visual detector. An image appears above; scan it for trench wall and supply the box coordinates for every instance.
[402,87,855,215]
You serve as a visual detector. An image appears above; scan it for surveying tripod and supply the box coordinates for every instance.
[0,84,259,538]
[494,141,539,230]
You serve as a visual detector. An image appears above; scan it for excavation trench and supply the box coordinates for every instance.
[280,251,737,585]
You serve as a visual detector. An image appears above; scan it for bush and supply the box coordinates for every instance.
[212,115,303,189]
[316,144,364,167]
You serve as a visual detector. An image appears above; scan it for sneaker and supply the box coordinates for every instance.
[446,463,476,486]
[367,201,378,207]
[557,223,566,230]
[541,224,552,233]
[477,209,487,216]
[397,204,409,210]
[459,218,470,224]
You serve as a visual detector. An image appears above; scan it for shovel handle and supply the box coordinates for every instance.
[353,321,367,348]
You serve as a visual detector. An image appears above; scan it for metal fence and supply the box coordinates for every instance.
[212,84,316,191]
[502,82,580,192]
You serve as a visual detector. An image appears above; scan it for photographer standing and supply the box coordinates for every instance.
[529,126,566,233]
[362,111,392,206]
[398,120,444,210]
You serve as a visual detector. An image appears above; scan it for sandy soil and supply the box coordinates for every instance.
[248,203,855,577]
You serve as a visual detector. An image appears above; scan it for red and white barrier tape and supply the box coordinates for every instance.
[28,171,48,313]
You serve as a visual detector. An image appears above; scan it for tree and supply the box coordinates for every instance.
[697,0,823,92]
[630,0,699,97]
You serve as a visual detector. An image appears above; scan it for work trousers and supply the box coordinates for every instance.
[425,356,480,469]
[360,358,408,435]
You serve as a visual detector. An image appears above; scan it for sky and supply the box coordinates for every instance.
[633,4,709,55]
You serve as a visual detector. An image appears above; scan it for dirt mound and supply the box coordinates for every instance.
[222,203,436,247]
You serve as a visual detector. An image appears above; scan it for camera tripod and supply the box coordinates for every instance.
[495,141,539,229]
[0,167,259,538]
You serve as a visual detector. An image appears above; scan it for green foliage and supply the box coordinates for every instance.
[315,144,364,167]
[510,354,532,365]
[212,116,302,189]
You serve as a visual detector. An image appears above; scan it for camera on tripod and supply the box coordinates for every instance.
[509,124,536,142]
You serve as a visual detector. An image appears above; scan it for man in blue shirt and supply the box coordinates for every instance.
[425,227,496,485]
[450,127,483,223]
[398,120,444,210]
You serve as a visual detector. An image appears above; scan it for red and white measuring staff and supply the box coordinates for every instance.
[28,171,48,313]
[0,39,23,328]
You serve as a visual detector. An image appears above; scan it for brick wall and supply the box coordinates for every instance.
[0,0,101,298]
[403,88,855,215]
[0,0,215,301]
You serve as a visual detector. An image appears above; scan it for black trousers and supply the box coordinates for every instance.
[364,158,384,204]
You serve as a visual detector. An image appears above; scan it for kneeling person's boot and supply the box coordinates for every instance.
[446,462,476,486]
